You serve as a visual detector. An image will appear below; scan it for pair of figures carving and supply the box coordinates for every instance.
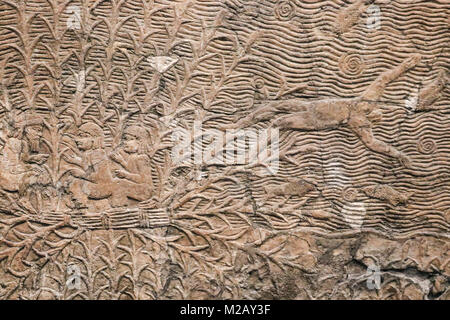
[0,115,153,213]
[62,123,153,211]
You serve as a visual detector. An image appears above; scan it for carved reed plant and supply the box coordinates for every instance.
[1,0,47,111]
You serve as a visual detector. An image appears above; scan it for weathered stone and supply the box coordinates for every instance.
[0,0,448,300]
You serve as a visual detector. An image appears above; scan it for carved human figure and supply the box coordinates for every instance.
[223,54,422,168]
[63,122,115,211]
[0,112,50,211]
[109,125,153,207]
[0,120,27,194]
[19,113,50,166]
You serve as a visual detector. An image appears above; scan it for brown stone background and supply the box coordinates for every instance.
[0,0,448,299]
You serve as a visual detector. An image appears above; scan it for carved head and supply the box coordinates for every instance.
[122,125,150,154]
[76,122,104,151]
[18,113,44,152]
[367,109,383,123]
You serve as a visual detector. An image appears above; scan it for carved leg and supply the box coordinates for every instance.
[109,180,152,207]
[127,184,152,202]
[0,173,20,193]
[69,179,89,207]
[220,102,297,130]
[86,182,112,200]
[349,116,412,168]
[361,53,421,101]
[272,111,317,130]
[109,180,130,208]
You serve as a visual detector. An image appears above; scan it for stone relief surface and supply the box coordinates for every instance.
[0,0,448,300]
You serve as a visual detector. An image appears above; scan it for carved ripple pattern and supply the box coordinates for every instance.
[274,0,296,21]
[339,53,365,77]
[417,137,437,155]
[342,187,359,202]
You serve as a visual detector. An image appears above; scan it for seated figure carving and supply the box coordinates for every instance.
[109,125,153,207]
[0,112,50,211]
[63,122,114,212]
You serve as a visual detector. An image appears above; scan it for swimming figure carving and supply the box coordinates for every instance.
[222,54,422,168]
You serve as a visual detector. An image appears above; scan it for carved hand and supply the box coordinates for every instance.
[404,53,421,70]
[398,153,413,169]
[28,154,49,164]
[110,150,123,163]
[69,168,85,178]
[114,169,128,179]
[63,153,82,166]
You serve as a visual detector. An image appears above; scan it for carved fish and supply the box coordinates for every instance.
[308,209,333,220]
[264,179,315,199]
[333,0,375,35]
[362,184,412,206]
[416,70,448,111]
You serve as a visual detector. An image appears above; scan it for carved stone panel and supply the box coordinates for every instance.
[0,0,448,300]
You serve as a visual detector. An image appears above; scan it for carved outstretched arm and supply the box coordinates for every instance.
[361,54,421,101]
[350,123,412,168]
[220,110,265,130]
[220,102,291,130]
[63,153,83,167]
[109,150,128,169]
